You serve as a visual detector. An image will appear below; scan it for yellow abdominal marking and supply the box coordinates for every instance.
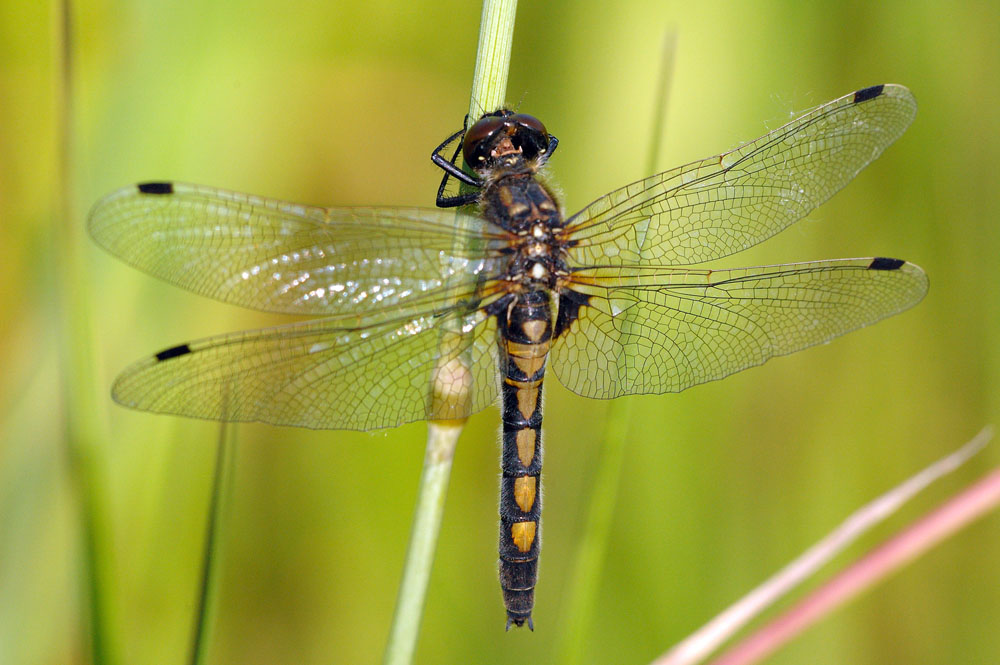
[522,319,547,342]
[515,427,536,467]
[513,476,537,512]
[516,387,538,421]
[513,354,545,378]
[511,521,537,553]
[507,340,549,358]
[508,340,549,379]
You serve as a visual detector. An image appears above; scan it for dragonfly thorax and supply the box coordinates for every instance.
[481,170,570,291]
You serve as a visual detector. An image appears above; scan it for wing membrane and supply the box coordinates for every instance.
[565,85,916,267]
[112,307,501,430]
[551,258,927,398]
[88,182,507,316]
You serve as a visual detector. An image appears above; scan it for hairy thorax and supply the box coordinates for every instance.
[481,168,571,293]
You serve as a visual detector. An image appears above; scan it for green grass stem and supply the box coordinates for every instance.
[554,29,677,665]
[188,424,237,665]
[382,2,517,663]
[54,2,118,663]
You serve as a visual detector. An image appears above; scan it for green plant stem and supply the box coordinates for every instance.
[53,2,118,663]
[383,422,464,665]
[188,424,237,665]
[466,0,518,120]
[554,29,677,665]
[382,2,517,664]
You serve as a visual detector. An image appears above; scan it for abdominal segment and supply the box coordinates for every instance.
[497,289,551,629]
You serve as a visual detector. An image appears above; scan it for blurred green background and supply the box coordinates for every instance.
[2,1,998,664]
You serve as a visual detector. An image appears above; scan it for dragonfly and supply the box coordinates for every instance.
[89,83,927,629]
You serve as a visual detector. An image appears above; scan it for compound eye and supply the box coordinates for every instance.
[463,115,506,166]
[512,114,547,137]
[510,114,549,160]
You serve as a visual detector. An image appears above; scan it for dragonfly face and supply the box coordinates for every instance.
[89,83,928,630]
[462,111,551,168]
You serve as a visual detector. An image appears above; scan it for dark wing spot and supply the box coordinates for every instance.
[868,257,905,271]
[853,85,885,104]
[138,182,174,195]
[155,344,192,361]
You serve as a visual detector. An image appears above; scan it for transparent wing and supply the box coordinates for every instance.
[112,306,501,430]
[88,182,508,316]
[550,258,927,398]
[565,85,916,267]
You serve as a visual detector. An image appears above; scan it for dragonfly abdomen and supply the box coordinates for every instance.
[498,289,551,630]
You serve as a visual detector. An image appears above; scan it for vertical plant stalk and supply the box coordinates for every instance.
[53,2,118,664]
[383,421,464,665]
[188,423,237,665]
[382,2,517,664]
[465,0,517,120]
[555,30,677,665]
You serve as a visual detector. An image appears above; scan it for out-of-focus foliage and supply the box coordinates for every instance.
[2,1,998,664]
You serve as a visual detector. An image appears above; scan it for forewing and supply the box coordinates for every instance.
[112,307,501,430]
[551,258,927,398]
[88,182,506,316]
[565,85,916,267]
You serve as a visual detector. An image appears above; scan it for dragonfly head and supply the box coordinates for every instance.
[463,111,550,172]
